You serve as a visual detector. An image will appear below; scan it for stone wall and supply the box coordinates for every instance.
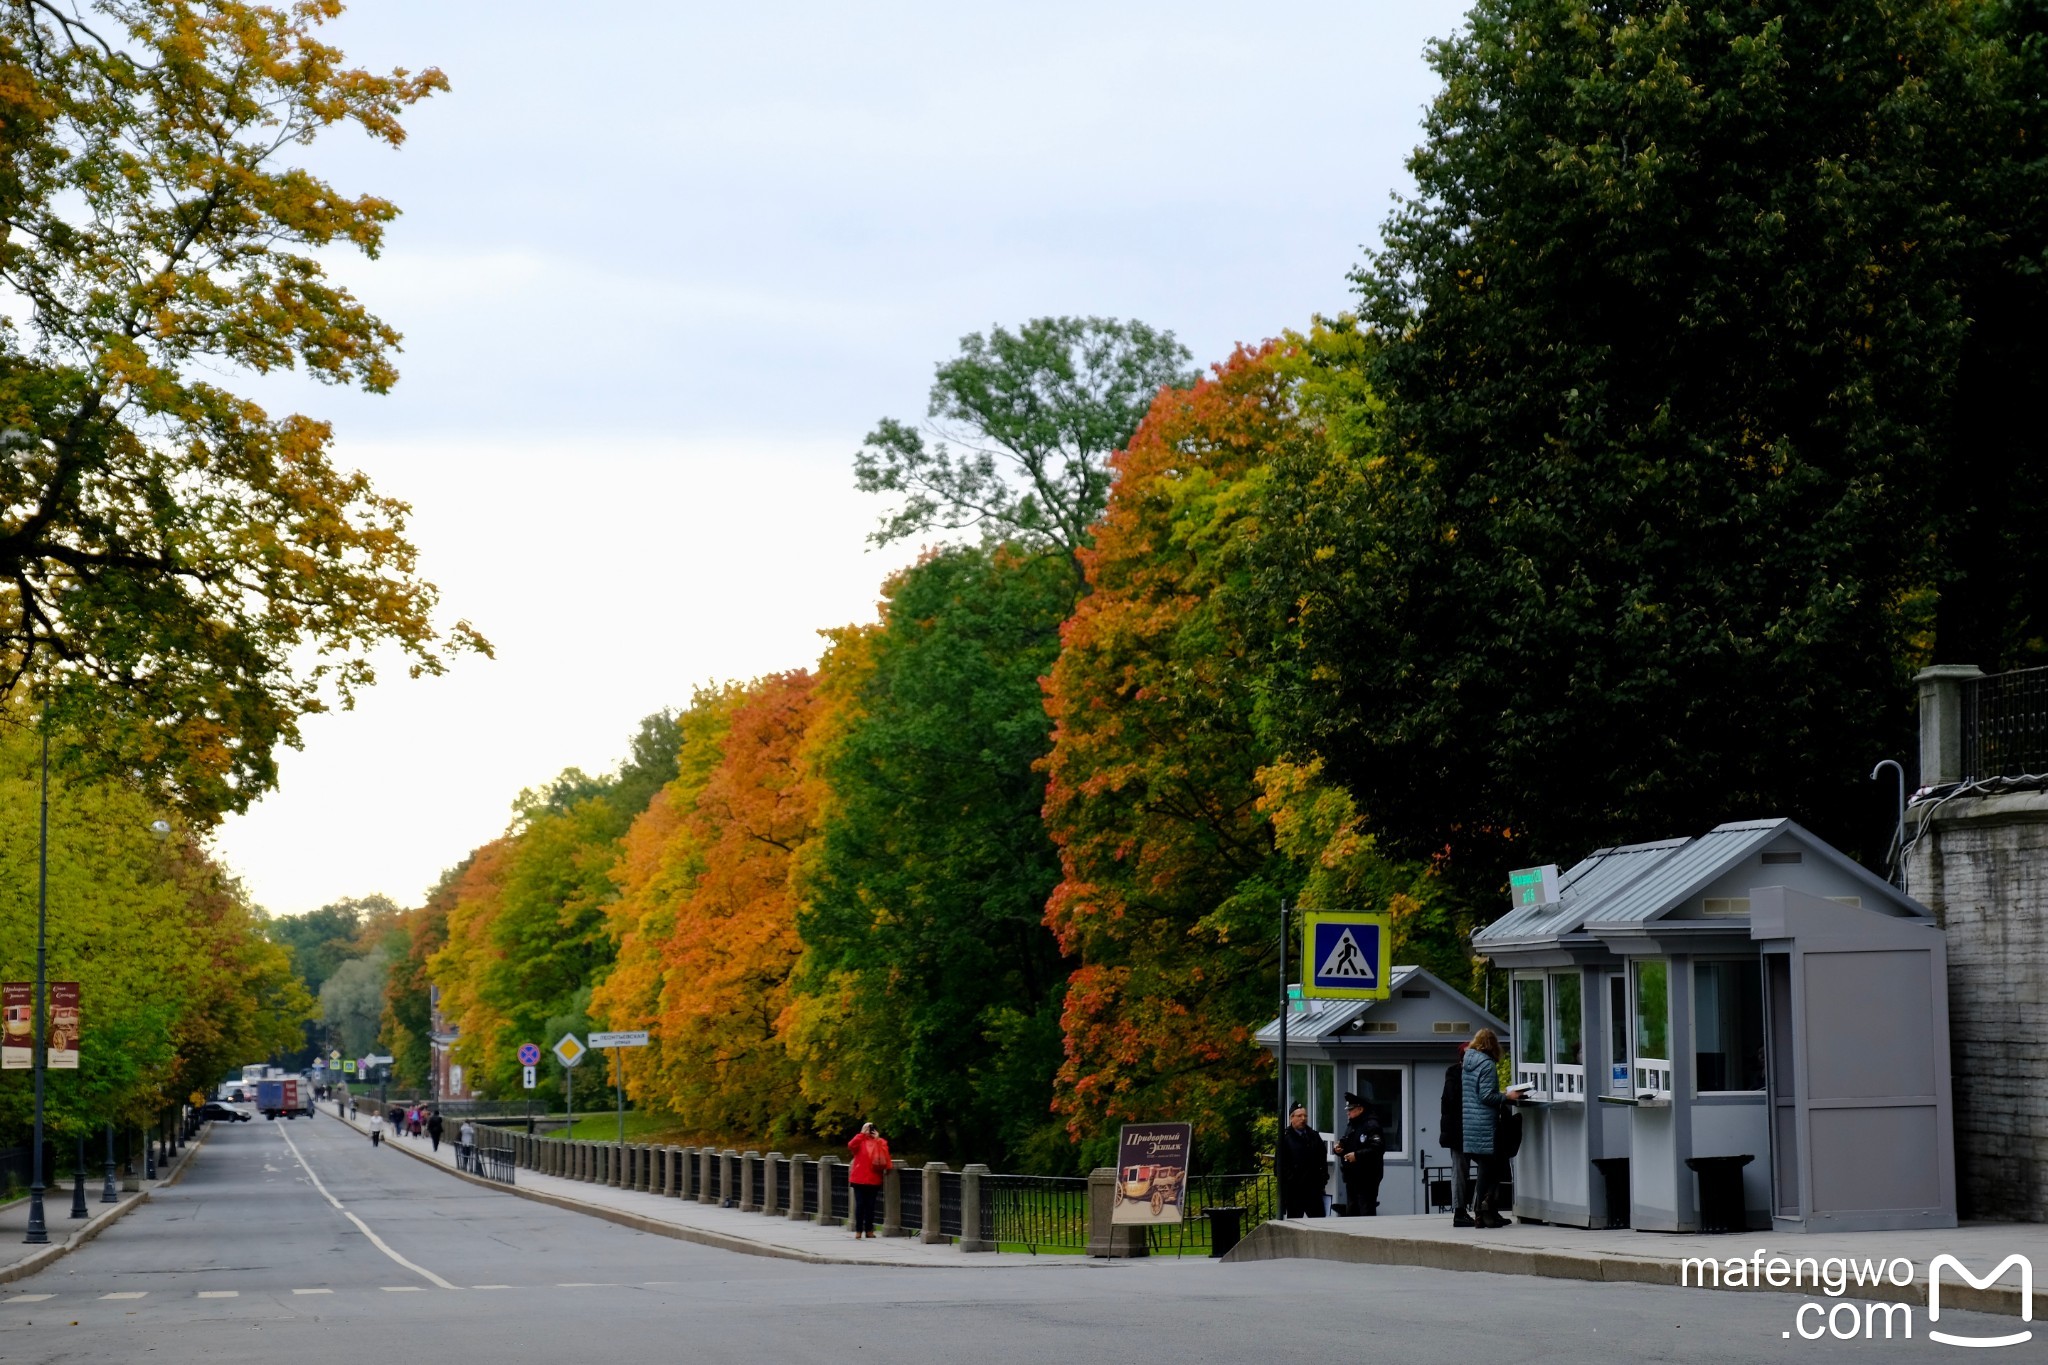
[1905,791,2048,1223]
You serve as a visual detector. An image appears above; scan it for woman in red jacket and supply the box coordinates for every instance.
[847,1121,892,1239]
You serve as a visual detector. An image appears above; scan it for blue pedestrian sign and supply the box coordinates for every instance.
[1302,912,1392,1000]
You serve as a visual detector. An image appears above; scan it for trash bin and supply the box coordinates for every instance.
[1205,1205,1245,1258]
[1592,1158,1631,1229]
[1685,1155,1754,1233]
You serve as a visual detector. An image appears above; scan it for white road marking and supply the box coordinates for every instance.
[556,1282,614,1287]
[99,1291,147,1300]
[6,1294,53,1303]
[382,1286,427,1293]
[275,1125,457,1290]
[197,1290,238,1298]
[291,1288,333,1295]
[472,1284,514,1289]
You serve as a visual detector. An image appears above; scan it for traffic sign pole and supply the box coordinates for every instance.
[614,1047,625,1149]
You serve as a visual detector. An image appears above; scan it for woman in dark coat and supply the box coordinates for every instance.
[1276,1101,1328,1218]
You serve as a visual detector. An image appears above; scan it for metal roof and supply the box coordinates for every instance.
[1472,836,1690,948]
[1251,964,1503,1046]
[1581,820,1785,927]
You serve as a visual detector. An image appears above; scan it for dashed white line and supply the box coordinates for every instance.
[382,1285,427,1293]
[5,1294,52,1303]
[197,1290,238,1298]
[556,1282,613,1287]
[472,1284,514,1289]
[275,1125,457,1290]
[99,1291,147,1300]
[292,1288,333,1295]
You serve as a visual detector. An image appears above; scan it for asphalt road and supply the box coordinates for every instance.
[0,1114,2024,1364]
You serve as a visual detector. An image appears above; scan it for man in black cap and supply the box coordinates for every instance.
[1333,1092,1386,1216]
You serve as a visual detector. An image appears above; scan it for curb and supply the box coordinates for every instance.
[334,1110,1085,1270]
[0,1123,212,1287]
[1221,1220,2027,1316]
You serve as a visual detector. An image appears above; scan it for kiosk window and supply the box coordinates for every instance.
[1551,973,1582,1066]
[1694,960,1765,1092]
[1608,974,1630,1094]
[1514,977,1547,1071]
[1633,960,1670,1061]
[1287,1062,1337,1130]
[1352,1066,1406,1159]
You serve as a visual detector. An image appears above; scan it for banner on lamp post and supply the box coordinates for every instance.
[1,983,30,1069]
[46,982,78,1069]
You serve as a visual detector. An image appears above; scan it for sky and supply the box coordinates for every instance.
[214,0,1478,917]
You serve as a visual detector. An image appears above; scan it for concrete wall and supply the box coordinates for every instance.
[1906,792,2048,1222]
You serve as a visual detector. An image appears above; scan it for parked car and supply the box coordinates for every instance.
[197,1102,253,1123]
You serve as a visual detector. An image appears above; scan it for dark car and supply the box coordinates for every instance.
[197,1101,253,1123]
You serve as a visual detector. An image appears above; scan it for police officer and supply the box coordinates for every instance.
[1333,1092,1386,1216]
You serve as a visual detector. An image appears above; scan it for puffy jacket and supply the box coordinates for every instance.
[847,1132,892,1185]
[1462,1047,1508,1155]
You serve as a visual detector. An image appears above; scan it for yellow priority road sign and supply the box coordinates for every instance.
[553,1033,585,1068]
[1301,911,1392,1000]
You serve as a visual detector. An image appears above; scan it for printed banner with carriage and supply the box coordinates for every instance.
[1112,1121,1192,1225]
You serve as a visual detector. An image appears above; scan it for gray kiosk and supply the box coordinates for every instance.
[1474,818,1956,1234]
[1254,965,1506,1216]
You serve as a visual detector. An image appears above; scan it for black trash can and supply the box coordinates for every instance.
[1205,1205,1245,1258]
[1592,1157,1631,1229]
[1685,1154,1754,1233]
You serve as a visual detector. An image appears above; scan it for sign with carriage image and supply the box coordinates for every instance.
[1112,1121,1193,1225]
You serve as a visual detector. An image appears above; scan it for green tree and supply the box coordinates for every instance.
[855,317,1196,583]
[1256,0,2033,885]
[789,545,1071,1166]
[318,951,390,1057]
[0,0,485,819]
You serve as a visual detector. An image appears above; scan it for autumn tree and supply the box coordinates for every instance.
[787,545,1071,1166]
[0,0,485,817]
[856,317,1196,584]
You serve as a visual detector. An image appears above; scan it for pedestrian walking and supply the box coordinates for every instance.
[1276,1101,1328,1218]
[1462,1028,1521,1229]
[1332,1092,1385,1216]
[846,1122,891,1239]
[368,1110,383,1147]
[458,1118,477,1172]
[1440,1045,1473,1226]
[427,1110,445,1152]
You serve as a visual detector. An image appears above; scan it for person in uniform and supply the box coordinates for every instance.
[1332,1092,1385,1215]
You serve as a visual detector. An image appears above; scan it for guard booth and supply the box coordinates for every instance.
[1473,818,1956,1233]
[1254,966,1506,1216]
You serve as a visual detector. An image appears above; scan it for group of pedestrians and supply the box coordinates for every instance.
[1275,1026,1521,1229]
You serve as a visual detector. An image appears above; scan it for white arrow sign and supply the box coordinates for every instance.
[588,1031,649,1049]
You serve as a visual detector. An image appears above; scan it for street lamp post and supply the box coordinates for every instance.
[101,1123,117,1202]
[22,710,50,1244]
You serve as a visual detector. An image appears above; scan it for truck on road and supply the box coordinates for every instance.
[256,1077,301,1120]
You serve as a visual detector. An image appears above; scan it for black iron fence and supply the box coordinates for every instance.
[828,1161,849,1221]
[985,1175,1090,1253]
[461,1125,516,1185]
[936,1168,963,1238]
[1142,1172,1276,1256]
[1962,666,2048,779]
[897,1167,923,1233]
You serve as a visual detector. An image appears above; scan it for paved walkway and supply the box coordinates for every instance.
[0,1126,206,1284]
[331,1107,1088,1268]
[1228,1211,2044,1315]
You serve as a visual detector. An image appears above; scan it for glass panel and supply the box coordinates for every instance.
[1551,973,1582,1066]
[1514,977,1547,1069]
[1608,974,1630,1093]
[1287,1063,1307,1118]
[1314,1064,1336,1132]
[1694,960,1765,1092]
[1633,960,1669,1060]
[1353,1067,1406,1159]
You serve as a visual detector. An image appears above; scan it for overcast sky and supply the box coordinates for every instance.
[214,0,1476,918]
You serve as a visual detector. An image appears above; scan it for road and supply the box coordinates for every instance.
[0,1114,2022,1364]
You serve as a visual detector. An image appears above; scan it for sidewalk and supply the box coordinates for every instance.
[1226,1211,2043,1315]
[334,1108,1095,1269]
[0,1126,208,1285]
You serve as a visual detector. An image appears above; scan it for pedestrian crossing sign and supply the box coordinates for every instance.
[1302,912,1391,1000]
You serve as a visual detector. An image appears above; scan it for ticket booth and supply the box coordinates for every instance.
[1476,818,1955,1233]
[1255,966,1506,1216]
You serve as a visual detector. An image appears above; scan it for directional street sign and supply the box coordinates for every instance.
[516,1042,541,1067]
[522,1065,537,1089]
[364,1054,393,1066]
[1302,911,1392,1000]
[553,1033,585,1068]
[588,1030,648,1049]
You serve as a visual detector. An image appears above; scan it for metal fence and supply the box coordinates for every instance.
[461,1126,516,1185]
[828,1162,850,1221]
[1962,666,2048,779]
[706,1155,723,1204]
[897,1167,923,1233]
[1142,1172,1275,1256]
[985,1175,1090,1253]
[765,1156,787,1215]
[936,1168,963,1239]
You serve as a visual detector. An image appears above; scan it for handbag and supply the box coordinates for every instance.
[1495,1105,1524,1161]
